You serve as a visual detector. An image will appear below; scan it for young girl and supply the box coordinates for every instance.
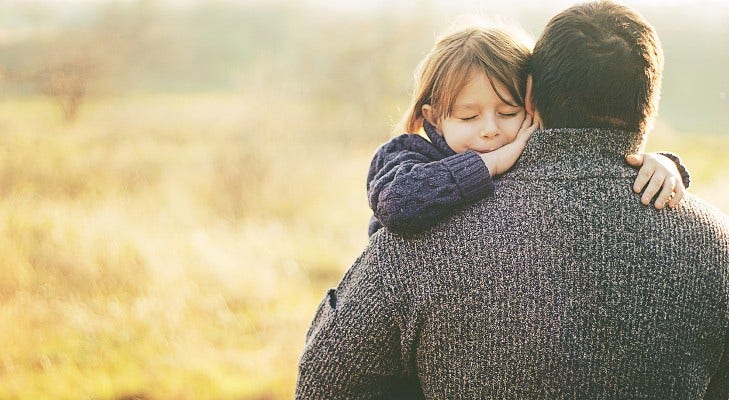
[367,23,690,237]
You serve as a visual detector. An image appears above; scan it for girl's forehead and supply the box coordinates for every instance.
[454,72,516,105]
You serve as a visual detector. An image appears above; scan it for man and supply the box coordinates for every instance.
[296,1,729,398]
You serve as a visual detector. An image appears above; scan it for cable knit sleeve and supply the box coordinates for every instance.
[658,152,691,188]
[366,134,494,236]
[296,243,404,399]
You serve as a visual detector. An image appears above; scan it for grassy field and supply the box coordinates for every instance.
[0,93,727,399]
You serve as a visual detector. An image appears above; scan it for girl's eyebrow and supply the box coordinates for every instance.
[452,103,479,111]
[454,99,521,110]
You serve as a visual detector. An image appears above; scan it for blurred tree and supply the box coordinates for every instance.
[0,0,161,121]
[37,60,97,122]
[0,0,725,133]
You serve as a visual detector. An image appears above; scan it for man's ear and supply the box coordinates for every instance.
[422,104,439,129]
[525,75,542,127]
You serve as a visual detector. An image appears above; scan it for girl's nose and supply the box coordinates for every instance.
[480,117,500,138]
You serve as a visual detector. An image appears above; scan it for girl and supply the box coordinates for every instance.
[367,23,689,237]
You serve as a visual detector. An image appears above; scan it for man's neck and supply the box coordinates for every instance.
[507,127,644,180]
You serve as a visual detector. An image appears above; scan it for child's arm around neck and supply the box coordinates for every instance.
[367,132,494,236]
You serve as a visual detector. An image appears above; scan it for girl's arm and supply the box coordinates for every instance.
[367,134,493,236]
[626,152,691,209]
[367,117,537,236]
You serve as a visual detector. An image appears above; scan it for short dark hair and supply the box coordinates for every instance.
[530,0,663,132]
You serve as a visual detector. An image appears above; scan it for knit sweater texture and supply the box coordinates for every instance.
[297,127,729,399]
[367,121,494,236]
[367,122,691,237]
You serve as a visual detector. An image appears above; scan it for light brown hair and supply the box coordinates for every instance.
[398,22,533,133]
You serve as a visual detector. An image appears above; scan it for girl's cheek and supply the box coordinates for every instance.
[506,121,522,140]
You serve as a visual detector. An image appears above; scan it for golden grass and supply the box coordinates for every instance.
[0,94,374,399]
[0,94,726,399]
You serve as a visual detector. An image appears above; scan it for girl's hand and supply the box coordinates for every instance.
[626,153,686,209]
[480,113,539,176]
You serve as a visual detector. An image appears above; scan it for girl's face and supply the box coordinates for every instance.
[428,72,525,154]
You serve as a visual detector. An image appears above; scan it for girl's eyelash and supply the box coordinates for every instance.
[460,112,519,120]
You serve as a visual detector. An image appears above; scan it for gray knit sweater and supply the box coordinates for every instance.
[297,128,729,399]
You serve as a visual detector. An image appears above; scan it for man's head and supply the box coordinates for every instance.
[528,0,663,133]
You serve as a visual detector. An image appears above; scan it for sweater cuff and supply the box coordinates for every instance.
[659,152,691,189]
[442,151,494,202]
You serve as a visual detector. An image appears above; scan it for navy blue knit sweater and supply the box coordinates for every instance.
[367,122,691,236]
[367,121,494,236]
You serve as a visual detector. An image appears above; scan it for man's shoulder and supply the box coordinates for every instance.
[367,186,729,265]
[677,193,729,242]
[365,227,429,264]
[362,225,450,287]
[430,181,729,249]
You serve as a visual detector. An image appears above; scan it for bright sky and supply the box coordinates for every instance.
[2,0,728,26]
[301,0,728,10]
[10,0,729,4]
[4,0,729,14]
[270,0,729,26]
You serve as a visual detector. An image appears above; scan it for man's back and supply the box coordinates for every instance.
[296,128,729,399]
[392,129,729,398]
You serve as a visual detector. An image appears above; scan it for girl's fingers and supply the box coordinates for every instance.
[515,122,536,145]
[518,113,533,133]
[641,172,665,205]
[513,114,537,148]
[653,177,676,210]
[523,113,533,128]
[668,182,685,208]
[633,165,654,193]
[625,154,644,167]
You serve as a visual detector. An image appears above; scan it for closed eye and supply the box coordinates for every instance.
[499,112,519,117]
[459,116,478,121]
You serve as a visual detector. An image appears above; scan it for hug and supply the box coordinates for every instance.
[297,1,729,398]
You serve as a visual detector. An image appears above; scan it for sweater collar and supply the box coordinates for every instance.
[423,123,644,176]
[509,127,645,178]
[521,127,643,161]
[423,120,457,157]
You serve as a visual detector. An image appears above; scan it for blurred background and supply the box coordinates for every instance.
[0,0,726,398]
